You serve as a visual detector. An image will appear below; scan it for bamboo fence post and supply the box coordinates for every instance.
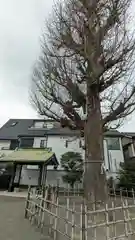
[111,201,117,238]
[122,200,128,238]
[50,187,55,229]
[92,202,97,240]
[71,202,75,240]
[125,199,132,234]
[73,185,75,196]
[54,197,58,240]
[81,200,86,240]
[77,183,79,196]
[36,185,45,227]
[25,185,31,218]
[65,198,69,236]
[38,197,43,227]
[47,185,51,209]
[31,201,36,225]
[45,186,48,208]
[29,195,35,223]
[120,188,123,202]
[68,184,69,197]
[126,188,128,198]
[56,182,59,199]
[113,185,116,202]
[105,203,110,240]
[41,186,48,229]
[85,204,88,240]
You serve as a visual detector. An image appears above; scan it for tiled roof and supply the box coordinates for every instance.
[0,119,78,140]
[0,118,125,140]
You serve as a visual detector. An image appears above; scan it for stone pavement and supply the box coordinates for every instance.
[0,196,50,240]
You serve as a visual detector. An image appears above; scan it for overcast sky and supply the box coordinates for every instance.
[0,0,54,126]
[0,0,135,131]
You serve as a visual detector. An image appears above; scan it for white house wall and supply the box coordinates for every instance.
[0,136,125,186]
[16,136,125,186]
[0,140,11,150]
[47,136,84,163]
[33,136,124,171]
[104,138,124,179]
[33,136,84,165]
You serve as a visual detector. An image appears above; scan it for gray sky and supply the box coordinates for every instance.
[0,0,53,126]
[0,0,135,132]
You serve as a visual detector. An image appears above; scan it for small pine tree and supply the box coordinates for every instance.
[60,152,83,188]
[117,162,135,191]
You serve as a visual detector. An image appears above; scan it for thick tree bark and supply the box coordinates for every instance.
[83,83,107,203]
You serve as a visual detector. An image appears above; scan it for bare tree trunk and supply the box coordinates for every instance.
[83,83,107,203]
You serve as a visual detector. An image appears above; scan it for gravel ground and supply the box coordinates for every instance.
[0,196,50,240]
[4,193,135,240]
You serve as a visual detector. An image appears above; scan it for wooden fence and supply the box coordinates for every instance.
[24,186,135,240]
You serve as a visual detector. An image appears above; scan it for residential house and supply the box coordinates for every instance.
[121,132,135,162]
[0,119,125,187]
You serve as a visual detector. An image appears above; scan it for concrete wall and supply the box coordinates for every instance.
[14,167,67,187]
[18,165,39,186]
[15,168,79,187]
[46,169,67,187]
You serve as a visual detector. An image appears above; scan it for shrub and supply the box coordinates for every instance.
[117,162,135,191]
[60,151,83,188]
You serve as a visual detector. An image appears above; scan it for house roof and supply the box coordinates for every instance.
[121,132,135,138]
[104,130,124,137]
[0,118,125,140]
[0,119,78,140]
[0,148,58,165]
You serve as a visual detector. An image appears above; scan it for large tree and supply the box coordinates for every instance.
[31,0,135,202]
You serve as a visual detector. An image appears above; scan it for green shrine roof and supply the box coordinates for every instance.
[0,148,58,165]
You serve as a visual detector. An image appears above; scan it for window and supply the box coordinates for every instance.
[10,122,18,127]
[27,165,39,170]
[34,121,44,128]
[123,146,130,160]
[19,138,34,148]
[10,140,19,150]
[106,137,120,150]
[31,121,54,129]
[43,122,54,129]
[40,138,47,148]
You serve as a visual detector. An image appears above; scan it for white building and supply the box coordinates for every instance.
[0,119,125,187]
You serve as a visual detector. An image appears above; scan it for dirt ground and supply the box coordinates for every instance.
[0,196,51,240]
